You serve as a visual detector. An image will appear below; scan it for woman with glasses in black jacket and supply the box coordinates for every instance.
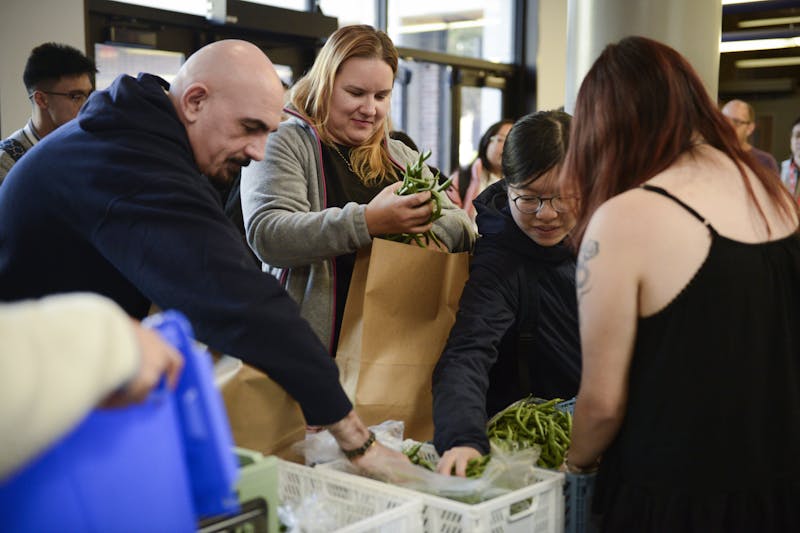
[432,110,582,476]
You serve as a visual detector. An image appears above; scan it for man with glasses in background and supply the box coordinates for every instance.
[721,98,779,174]
[0,43,96,184]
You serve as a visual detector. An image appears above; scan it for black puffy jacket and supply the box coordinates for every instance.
[432,181,581,455]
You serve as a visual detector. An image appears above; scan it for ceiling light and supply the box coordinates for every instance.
[722,0,772,4]
[739,16,800,28]
[395,18,486,35]
[735,56,800,68]
[720,36,800,52]
[396,22,448,33]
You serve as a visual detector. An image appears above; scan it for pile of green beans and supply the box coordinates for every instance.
[486,397,572,469]
[384,150,452,248]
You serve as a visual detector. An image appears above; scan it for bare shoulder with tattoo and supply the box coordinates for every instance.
[576,239,599,302]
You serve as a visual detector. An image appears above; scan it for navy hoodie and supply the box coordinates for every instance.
[432,180,581,455]
[0,74,351,424]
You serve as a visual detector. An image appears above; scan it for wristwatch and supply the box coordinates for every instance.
[342,430,377,460]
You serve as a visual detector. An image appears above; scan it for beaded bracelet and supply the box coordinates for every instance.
[342,430,377,460]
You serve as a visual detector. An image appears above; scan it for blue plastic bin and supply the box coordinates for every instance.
[0,310,239,532]
[554,398,599,533]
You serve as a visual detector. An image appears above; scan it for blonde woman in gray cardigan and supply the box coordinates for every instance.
[241,25,475,355]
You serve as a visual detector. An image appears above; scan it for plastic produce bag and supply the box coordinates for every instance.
[277,493,339,533]
[294,420,406,466]
[328,441,542,504]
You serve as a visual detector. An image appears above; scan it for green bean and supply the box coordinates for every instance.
[435,175,453,193]
[384,150,449,248]
[464,455,491,477]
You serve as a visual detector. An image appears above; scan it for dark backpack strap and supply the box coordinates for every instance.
[516,262,540,396]
[0,138,27,162]
[458,165,471,202]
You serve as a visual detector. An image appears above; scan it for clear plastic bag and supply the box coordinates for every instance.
[296,419,542,505]
[277,493,338,533]
[328,441,542,504]
[293,420,405,466]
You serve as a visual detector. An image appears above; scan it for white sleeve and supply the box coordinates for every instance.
[0,293,140,479]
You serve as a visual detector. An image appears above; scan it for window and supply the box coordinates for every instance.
[458,86,503,167]
[112,0,206,16]
[113,0,308,18]
[274,65,294,86]
[94,43,185,89]
[243,0,308,10]
[318,0,376,27]
[391,59,452,172]
[387,0,514,63]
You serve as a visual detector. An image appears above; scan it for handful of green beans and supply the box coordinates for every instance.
[403,442,491,478]
[384,150,452,248]
[486,397,572,469]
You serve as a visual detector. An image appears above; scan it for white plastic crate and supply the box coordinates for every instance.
[322,444,564,533]
[278,458,423,533]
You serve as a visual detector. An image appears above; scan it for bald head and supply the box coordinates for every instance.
[169,40,285,185]
[721,99,755,149]
[171,40,282,102]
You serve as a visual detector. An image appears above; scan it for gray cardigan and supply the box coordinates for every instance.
[241,114,476,352]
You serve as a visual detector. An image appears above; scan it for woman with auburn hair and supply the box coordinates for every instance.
[241,25,474,356]
[563,36,800,531]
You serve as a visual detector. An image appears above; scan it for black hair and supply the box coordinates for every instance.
[389,130,419,152]
[476,119,515,174]
[502,110,571,189]
[23,42,97,93]
[792,116,800,130]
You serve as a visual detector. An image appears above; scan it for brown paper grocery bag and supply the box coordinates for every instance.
[337,238,469,441]
[221,364,306,463]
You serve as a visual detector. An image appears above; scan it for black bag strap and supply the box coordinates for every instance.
[516,262,540,396]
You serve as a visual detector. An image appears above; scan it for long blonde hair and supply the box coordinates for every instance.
[290,25,398,185]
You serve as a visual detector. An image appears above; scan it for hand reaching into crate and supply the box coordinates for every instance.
[436,445,483,477]
[327,410,411,479]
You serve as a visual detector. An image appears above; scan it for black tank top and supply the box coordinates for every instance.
[595,184,800,529]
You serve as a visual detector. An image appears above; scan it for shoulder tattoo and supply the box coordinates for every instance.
[576,239,599,302]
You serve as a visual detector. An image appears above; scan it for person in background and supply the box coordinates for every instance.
[433,110,581,477]
[563,36,800,531]
[1,293,182,479]
[721,98,779,173]
[241,25,475,356]
[0,43,96,184]
[780,115,800,203]
[0,40,402,468]
[446,119,515,225]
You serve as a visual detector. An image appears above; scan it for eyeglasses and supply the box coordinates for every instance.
[32,90,93,104]
[511,194,577,214]
[729,118,751,127]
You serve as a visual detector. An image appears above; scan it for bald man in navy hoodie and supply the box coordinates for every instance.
[0,40,400,469]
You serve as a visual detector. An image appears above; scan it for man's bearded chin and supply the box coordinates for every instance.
[208,158,252,187]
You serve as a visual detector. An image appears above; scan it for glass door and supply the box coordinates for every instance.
[391,58,452,174]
